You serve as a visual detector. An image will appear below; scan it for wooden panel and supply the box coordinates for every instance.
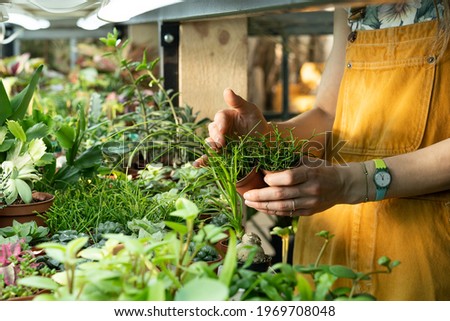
[179,18,248,121]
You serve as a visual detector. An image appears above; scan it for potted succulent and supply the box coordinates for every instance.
[0,65,55,227]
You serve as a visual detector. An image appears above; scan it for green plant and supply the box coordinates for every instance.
[45,105,103,190]
[99,28,209,170]
[253,124,311,172]
[0,240,54,300]
[44,176,159,234]
[19,198,236,301]
[0,65,55,206]
[229,231,400,301]
[203,134,259,239]
[0,220,49,246]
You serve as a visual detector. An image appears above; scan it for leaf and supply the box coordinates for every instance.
[55,125,75,149]
[146,279,166,301]
[0,81,12,125]
[219,230,237,287]
[73,145,102,169]
[66,237,89,259]
[314,273,337,301]
[175,278,229,301]
[25,123,49,140]
[15,179,33,203]
[36,242,66,262]
[10,65,43,120]
[164,221,188,235]
[328,265,357,279]
[7,120,26,142]
[296,273,313,300]
[79,247,104,261]
[170,198,199,220]
[18,276,60,291]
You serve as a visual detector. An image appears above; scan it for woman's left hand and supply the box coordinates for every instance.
[243,160,362,217]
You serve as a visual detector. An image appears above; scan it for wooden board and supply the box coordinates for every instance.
[179,17,248,121]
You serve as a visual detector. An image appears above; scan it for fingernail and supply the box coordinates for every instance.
[192,161,199,167]
[243,192,249,199]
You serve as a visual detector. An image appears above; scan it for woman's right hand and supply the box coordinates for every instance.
[194,88,269,167]
[206,88,270,149]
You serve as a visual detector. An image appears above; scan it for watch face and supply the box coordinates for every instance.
[374,171,391,187]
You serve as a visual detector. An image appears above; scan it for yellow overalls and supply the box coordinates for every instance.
[293,20,450,300]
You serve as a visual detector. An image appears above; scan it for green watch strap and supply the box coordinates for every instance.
[374,159,388,201]
[374,159,387,170]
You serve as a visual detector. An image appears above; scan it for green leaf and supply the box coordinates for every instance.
[18,276,60,291]
[10,65,43,120]
[73,145,102,169]
[377,256,390,267]
[36,242,66,262]
[219,230,237,287]
[15,179,33,203]
[25,122,49,140]
[328,265,357,279]
[164,221,188,235]
[55,125,75,149]
[7,120,26,142]
[296,274,313,300]
[0,81,12,125]
[66,237,89,258]
[175,278,229,301]
[170,198,199,220]
[314,273,337,301]
[146,279,166,301]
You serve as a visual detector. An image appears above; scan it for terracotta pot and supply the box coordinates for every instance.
[235,167,268,197]
[0,192,55,228]
[215,237,229,257]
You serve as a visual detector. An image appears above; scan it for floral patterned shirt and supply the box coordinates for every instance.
[348,0,444,30]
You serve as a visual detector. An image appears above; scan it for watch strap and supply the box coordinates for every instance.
[374,159,387,170]
[374,159,388,201]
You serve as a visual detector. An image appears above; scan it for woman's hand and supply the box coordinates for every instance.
[193,88,270,167]
[243,160,366,217]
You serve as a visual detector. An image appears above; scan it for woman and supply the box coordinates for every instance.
[200,0,450,300]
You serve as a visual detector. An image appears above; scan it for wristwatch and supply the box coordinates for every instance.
[373,159,391,201]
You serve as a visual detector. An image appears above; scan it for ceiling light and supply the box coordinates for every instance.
[98,0,183,23]
[77,10,109,30]
[7,12,50,30]
[29,0,97,13]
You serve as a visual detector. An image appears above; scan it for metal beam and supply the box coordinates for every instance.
[129,0,390,24]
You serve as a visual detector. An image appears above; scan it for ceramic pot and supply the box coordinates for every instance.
[238,254,272,272]
[0,192,55,228]
[235,167,268,197]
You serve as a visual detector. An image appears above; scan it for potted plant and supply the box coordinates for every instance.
[0,65,55,228]
[255,124,310,173]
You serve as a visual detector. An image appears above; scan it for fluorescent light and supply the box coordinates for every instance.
[77,10,109,30]
[98,0,183,23]
[29,0,96,14]
[7,12,50,30]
